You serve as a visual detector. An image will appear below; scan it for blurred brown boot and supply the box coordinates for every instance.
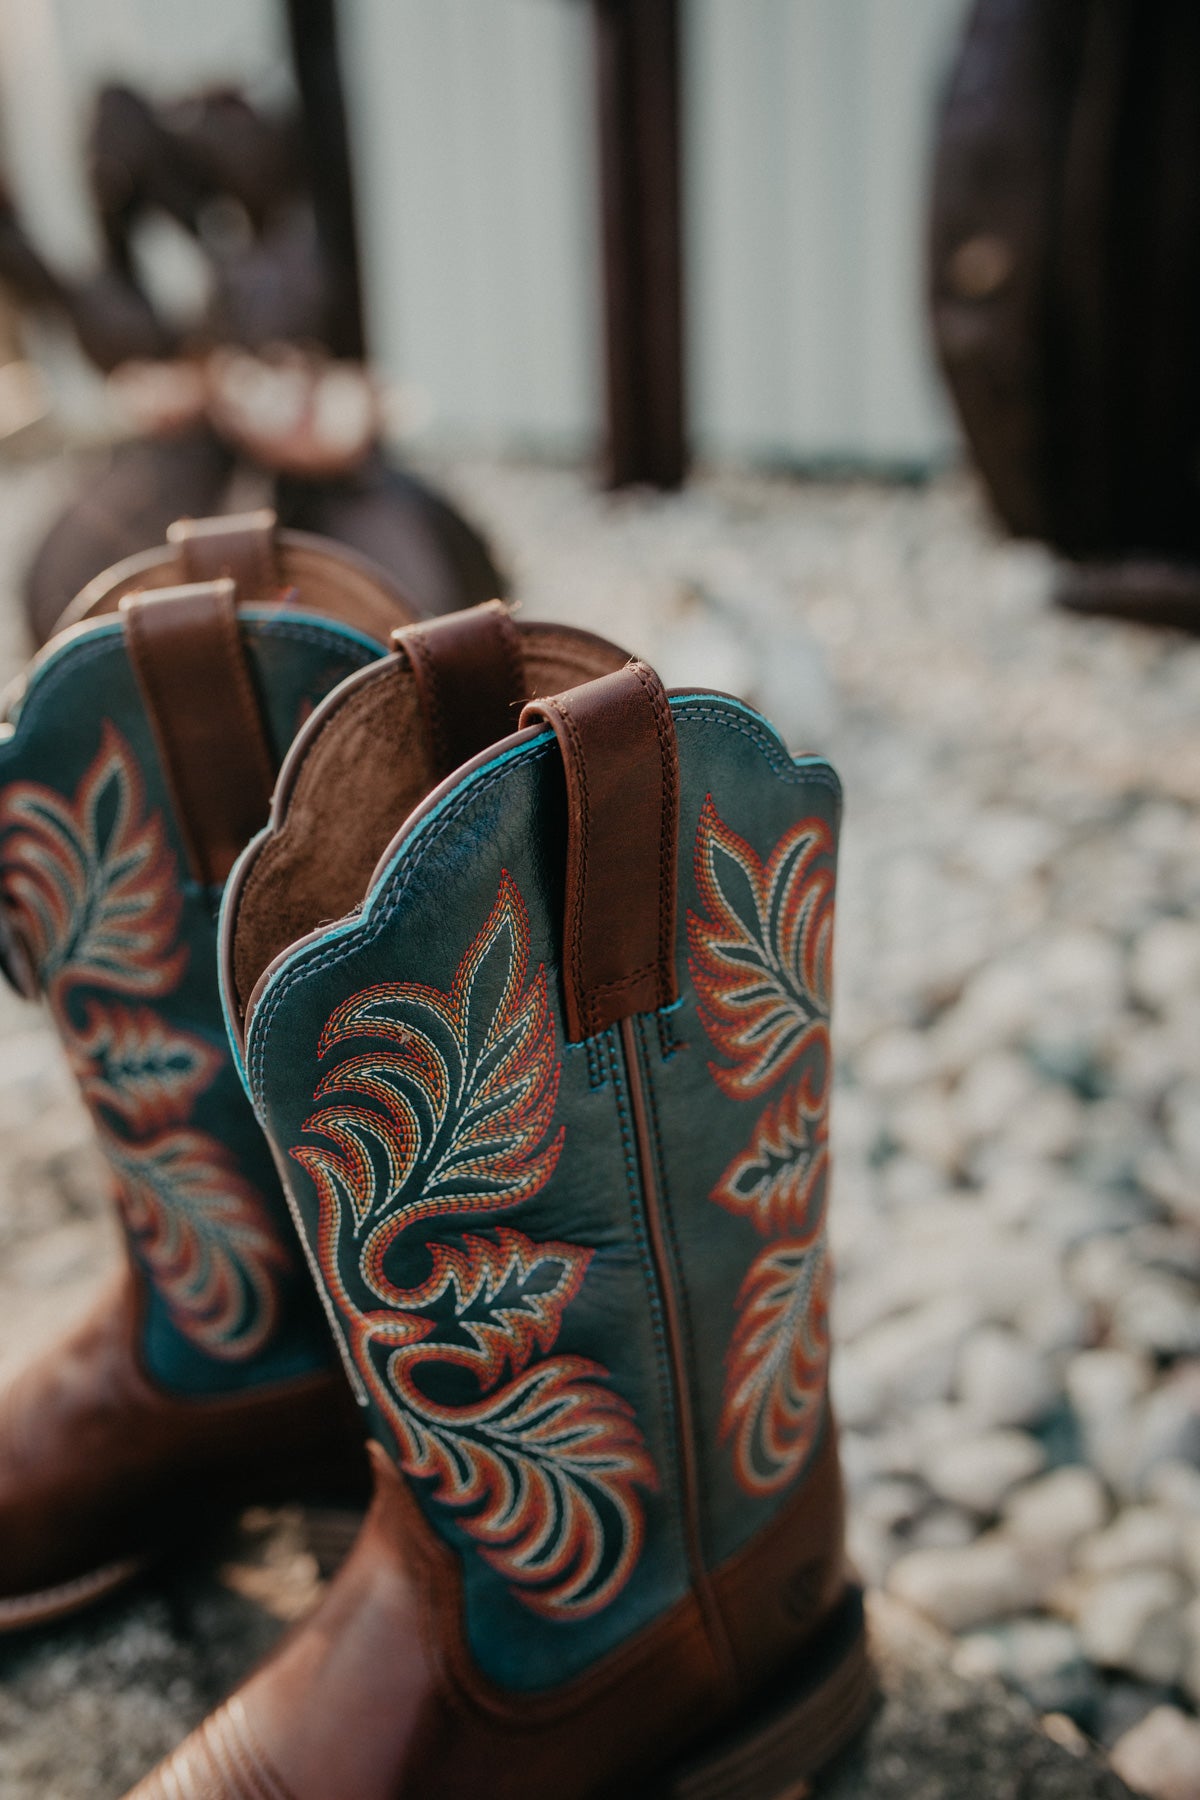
[0,511,415,1628]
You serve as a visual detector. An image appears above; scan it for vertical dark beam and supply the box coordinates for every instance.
[592,0,687,488]
[284,0,367,360]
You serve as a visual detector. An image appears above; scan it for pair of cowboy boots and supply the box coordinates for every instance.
[0,515,872,1797]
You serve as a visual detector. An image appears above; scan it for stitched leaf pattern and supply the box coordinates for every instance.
[299,872,563,1234]
[0,722,287,1362]
[345,1229,653,1617]
[105,1127,288,1360]
[722,1232,830,1496]
[688,795,833,1100]
[292,873,655,1618]
[0,721,183,1008]
[71,1001,223,1133]
[689,797,834,1497]
[711,1072,828,1237]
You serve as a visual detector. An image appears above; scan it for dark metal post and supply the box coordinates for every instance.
[284,0,367,361]
[592,0,687,488]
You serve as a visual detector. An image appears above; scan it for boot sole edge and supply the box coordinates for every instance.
[0,1555,146,1632]
[659,1587,875,1800]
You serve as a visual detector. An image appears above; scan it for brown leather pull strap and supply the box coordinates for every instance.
[393,600,524,783]
[121,580,277,889]
[521,662,679,1042]
[167,509,280,598]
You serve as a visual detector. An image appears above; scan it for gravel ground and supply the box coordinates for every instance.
[0,452,1197,1797]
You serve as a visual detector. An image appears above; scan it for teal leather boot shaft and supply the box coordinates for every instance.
[234,652,841,1694]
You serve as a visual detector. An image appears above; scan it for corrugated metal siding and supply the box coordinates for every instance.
[0,0,971,467]
[687,0,970,467]
[343,0,599,455]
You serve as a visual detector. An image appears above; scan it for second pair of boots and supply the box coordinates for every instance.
[0,511,871,1799]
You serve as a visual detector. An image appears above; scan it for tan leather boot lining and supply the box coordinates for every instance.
[230,623,628,1017]
[60,532,416,644]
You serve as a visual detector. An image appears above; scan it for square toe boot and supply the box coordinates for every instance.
[126,622,873,1799]
[0,510,419,1630]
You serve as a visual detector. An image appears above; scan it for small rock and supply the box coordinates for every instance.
[1165,1083,1200,1180]
[1003,1466,1110,1552]
[856,1026,935,1094]
[1184,1596,1200,1708]
[1076,1508,1186,1579]
[827,1348,885,1431]
[877,1152,952,1210]
[1112,1274,1200,1360]
[1068,1237,1131,1309]
[1129,918,1200,1013]
[1130,1223,1200,1283]
[1123,1369,1200,1499]
[954,1617,1098,1722]
[1137,1146,1200,1230]
[1144,1460,1200,1520]
[889,1087,962,1172]
[1183,1521,1200,1589]
[957,811,1061,884]
[1066,1349,1153,1481]
[929,961,1039,1072]
[923,1429,1046,1515]
[1099,1677,1182,1752]
[888,1533,1064,1633]
[957,1324,1056,1427]
[1038,929,1125,1017]
[836,1295,977,1414]
[857,1477,927,1533]
[952,1051,1035,1140]
[1075,1570,1188,1685]
[1015,1279,1094,1356]
[1001,1085,1086,1162]
[1041,1711,1092,1757]
[1110,1705,1200,1800]
[907,1504,978,1552]
[844,1513,894,1590]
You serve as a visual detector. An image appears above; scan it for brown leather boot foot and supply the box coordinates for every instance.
[124,1453,872,1800]
[0,1270,367,1633]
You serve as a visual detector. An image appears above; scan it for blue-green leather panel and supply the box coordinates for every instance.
[244,694,839,1690]
[630,699,840,1567]
[247,737,690,1690]
[0,613,384,1396]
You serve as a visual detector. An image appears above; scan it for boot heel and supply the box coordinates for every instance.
[663,1589,874,1800]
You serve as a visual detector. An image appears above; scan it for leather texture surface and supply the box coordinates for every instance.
[0,1267,365,1615]
[238,689,841,1691]
[121,578,279,887]
[521,662,679,1041]
[124,1435,849,1800]
[0,608,388,1395]
[395,600,525,783]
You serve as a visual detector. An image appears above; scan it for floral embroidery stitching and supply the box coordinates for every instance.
[688,794,833,1100]
[688,797,833,1496]
[0,722,285,1361]
[724,1235,830,1495]
[104,1126,287,1359]
[71,1001,223,1133]
[0,720,184,1007]
[711,1072,828,1238]
[293,871,656,1618]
